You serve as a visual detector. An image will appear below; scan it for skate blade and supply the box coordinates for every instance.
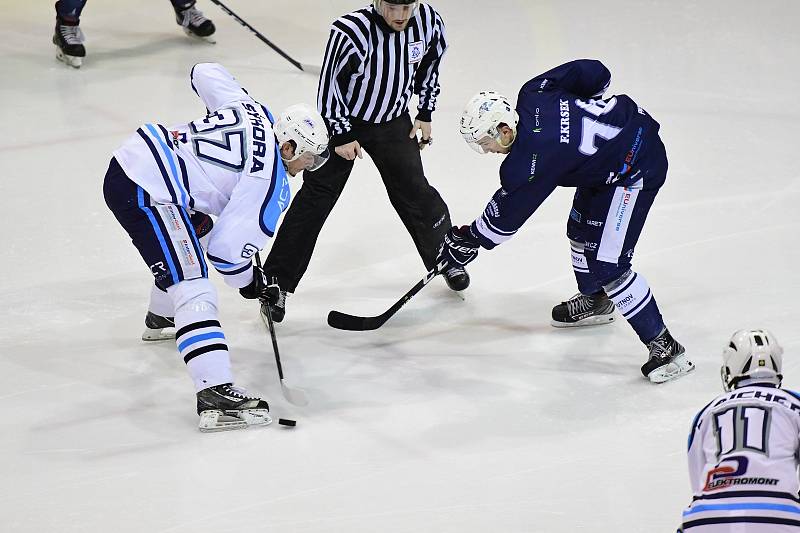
[198,409,272,432]
[56,50,82,68]
[183,27,216,44]
[647,354,695,384]
[550,314,615,328]
[141,328,175,341]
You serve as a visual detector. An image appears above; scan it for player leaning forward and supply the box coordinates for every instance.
[681,330,799,532]
[103,63,329,431]
[440,59,693,383]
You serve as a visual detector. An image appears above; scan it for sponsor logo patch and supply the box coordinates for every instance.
[703,456,779,491]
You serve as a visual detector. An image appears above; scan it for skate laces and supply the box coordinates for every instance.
[648,334,675,361]
[220,384,252,400]
[180,7,208,28]
[59,24,85,45]
[566,294,592,317]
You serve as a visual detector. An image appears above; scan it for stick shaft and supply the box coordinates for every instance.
[254,254,285,379]
[208,0,308,73]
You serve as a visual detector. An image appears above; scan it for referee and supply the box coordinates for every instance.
[263,0,468,321]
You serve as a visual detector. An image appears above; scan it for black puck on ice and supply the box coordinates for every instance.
[278,418,296,427]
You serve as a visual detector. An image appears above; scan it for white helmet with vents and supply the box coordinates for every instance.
[721,329,784,391]
[459,91,519,153]
[273,104,330,171]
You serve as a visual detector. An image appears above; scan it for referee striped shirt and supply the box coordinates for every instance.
[317,3,448,146]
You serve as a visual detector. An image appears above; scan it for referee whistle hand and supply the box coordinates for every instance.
[335,141,363,161]
[410,120,432,150]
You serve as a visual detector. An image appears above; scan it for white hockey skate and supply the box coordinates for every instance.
[196,384,271,433]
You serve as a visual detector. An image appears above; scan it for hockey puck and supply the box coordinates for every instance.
[278,418,297,427]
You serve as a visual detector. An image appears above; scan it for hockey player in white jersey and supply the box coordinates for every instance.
[681,329,800,531]
[103,63,329,432]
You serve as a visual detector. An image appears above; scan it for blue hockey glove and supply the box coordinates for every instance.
[439,225,480,268]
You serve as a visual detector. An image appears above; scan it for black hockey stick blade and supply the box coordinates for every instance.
[327,263,444,331]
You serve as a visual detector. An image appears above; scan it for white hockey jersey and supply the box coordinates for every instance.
[113,63,290,288]
[683,384,800,531]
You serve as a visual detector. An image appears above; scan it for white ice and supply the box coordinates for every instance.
[1,1,799,531]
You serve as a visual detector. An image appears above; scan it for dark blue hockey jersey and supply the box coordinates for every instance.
[470,59,668,250]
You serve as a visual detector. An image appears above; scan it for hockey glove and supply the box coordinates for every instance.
[189,211,213,239]
[238,266,280,305]
[439,225,480,268]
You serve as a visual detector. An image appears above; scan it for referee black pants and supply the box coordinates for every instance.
[264,112,451,292]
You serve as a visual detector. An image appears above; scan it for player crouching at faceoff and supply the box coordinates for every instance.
[103,63,329,431]
[438,59,693,383]
[680,330,799,532]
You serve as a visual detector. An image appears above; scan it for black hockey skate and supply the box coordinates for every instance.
[551,291,615,328]
[641,328,694,383]
[142,311,176,341]
[196,383,271,432]
[53,17,85,68]
[443,266,470,291]
[174,2,216,43]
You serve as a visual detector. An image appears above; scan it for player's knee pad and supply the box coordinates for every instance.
[602,270,654,321]
[167,278,219,319]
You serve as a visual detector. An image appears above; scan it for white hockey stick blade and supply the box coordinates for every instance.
[281,380,309,407]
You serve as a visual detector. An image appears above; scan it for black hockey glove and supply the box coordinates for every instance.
[439,225,480,268]
[189,211,213,239]
[238,266,280,305]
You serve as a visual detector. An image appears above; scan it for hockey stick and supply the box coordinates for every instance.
[208,0,321,75]
[327,260,447,331]
[254,254,309,406]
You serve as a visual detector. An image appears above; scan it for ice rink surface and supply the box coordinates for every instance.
[1,0,799,531]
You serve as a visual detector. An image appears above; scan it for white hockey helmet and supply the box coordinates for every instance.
[374,0,420,15]
[273,104,330,171]
[459,91,520,153]
[721,329,784,391]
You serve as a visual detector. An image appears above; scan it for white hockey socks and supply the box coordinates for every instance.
[168,278,233,392]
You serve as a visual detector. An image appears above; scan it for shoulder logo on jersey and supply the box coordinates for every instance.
[408,41,424,64]
[241,243,258,259]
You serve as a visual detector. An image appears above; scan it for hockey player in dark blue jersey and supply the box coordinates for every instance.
[439,59,694,383]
